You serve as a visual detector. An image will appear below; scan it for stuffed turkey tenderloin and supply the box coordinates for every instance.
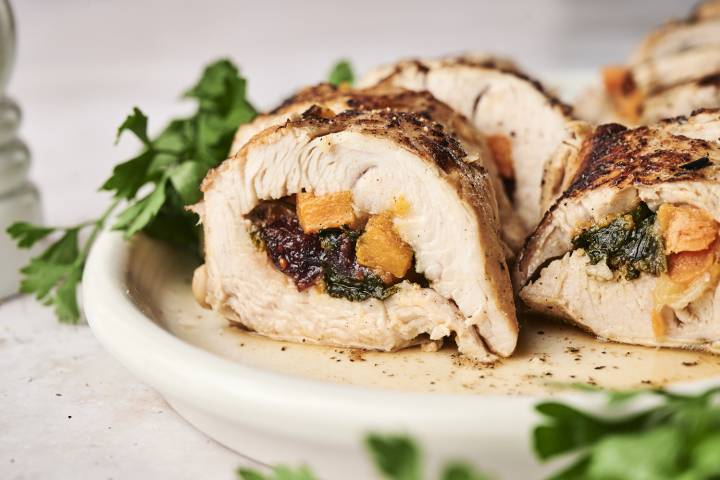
[517,109,720,352]
[192,106,518,361]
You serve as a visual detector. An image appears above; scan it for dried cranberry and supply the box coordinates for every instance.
[260,216,323,290]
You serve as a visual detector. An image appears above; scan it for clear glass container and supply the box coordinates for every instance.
[0,0,42,298]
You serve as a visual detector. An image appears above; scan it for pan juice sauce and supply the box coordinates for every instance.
[127,234,720,395]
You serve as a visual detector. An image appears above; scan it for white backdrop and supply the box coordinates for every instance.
[11,0,695,224]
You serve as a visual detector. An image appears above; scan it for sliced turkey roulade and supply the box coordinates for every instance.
[516,110,720,352]
[357,55,580,232]
[191,107,519,361]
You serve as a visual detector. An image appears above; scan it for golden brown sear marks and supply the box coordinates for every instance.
[271,83,483,148]
[562,123,720,200]
[294,106,470,174]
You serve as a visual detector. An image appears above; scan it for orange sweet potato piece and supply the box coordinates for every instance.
[658,204,719,254]
[602,66,643,123]
[356,213,413,279]
[486,134,514,179]
[296,191,356,234]
[667,248,716,283]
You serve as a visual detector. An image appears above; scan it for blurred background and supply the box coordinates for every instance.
[9,0,699,229]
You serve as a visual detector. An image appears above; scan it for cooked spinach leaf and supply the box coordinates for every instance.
[319,228,395,302]
[572,202,666,280]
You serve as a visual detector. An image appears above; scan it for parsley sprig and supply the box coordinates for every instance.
[237,434,489,480]
[328,59,355,86]
[6,207,118,322]
[7,59,257,323]
[6,59,355,324]
[534,387,720,480]
[235,387,720,480]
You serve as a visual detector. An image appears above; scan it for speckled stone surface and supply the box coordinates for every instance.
[0,296,256,479]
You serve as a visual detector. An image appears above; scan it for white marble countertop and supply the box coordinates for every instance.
[0,1,698,478]
[0,296,250,480]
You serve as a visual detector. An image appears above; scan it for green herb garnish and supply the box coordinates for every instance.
[236,434,490,480]
[534,388,720,480]
[7,59,257,323]
[237,465,317,480]
[328,59,355,86]
[572,202,666,280]
[235,388,720,480]
[365,434,490,480]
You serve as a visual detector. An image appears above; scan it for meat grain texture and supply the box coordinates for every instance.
[517,109,720,352]
[231,83,526,253]
[358,54,583,232]
[192,107,519,362]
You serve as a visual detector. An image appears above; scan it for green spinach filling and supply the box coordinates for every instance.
[572,202,667,280]
[318,228,398,302]
[248,200,400,302]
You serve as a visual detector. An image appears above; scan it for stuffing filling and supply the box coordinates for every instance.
[246,192,427,301]
[485,134,515,196]
[572,202,666,280]
[572,201,720,338]
[602,66,643,123]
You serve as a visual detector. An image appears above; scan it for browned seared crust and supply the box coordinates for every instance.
[518,117,720,285]
[562,124,717,200]
[656,107,718,126]
[698,72,720,87]
[268,83,487,148]
[292,106,470,172]
[270,83,343,114]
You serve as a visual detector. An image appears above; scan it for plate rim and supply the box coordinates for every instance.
[83,230,720,445]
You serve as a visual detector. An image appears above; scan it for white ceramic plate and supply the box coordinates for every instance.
[83,232,720,479]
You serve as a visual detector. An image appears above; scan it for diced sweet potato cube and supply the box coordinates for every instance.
[486,134,514,179]
[296,191,356,233]
[667,248,716,283]
[356,213,413,279]
[602,66,643,123]
[658,204,719,254]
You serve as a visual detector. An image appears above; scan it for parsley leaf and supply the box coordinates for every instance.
[101,150,155,200]
[535,388,720,480]
[440,462,492,480]
[328,59,354,86]
[365,434,422,480]
[7,58,257,323]
[6,222,55,248]
[532,402,617,460]
[116,106,151,147]
[236,466,317,480]
[169,161,206,204]
[235,434,492,480]
[105,58,258,251]
[9,209,114,324]
[112,176,168,238]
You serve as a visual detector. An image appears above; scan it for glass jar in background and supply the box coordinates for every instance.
[0,0,41,299]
